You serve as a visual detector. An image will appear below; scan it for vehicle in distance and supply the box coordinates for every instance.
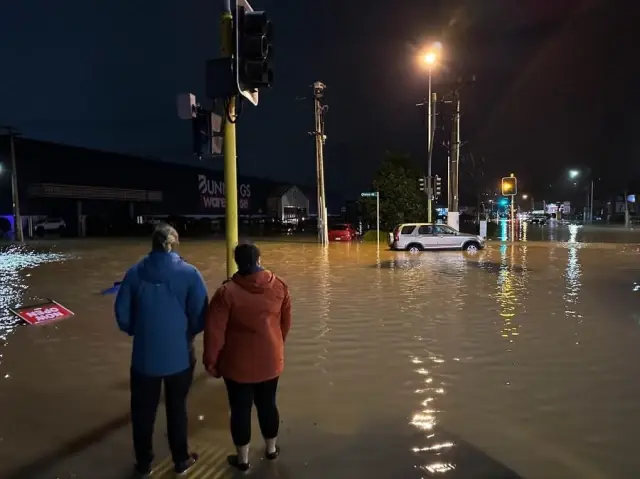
[390,223,485,253]
[525,214,548,225]
[328,223,358,242]
[35,217,66,233]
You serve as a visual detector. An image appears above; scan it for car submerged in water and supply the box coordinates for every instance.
[328,223,358,242]
[389,223,485,253]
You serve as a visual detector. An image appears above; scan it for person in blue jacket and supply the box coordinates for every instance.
[115,223,208,477]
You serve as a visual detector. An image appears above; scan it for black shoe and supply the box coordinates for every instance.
[227,455,251,472]
[265,446,280,460]
[134,462,152,477]
[175,453,198,476]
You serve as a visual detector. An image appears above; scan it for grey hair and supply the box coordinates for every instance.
[151,223,179,253]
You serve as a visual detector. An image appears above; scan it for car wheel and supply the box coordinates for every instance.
[406,243,422,253]
[464,242,480,253]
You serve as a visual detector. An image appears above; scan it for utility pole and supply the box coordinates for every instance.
[417,92,438,222]
[427,74,433,223]
[220,0,239,277]
[312,81,329,245]
[589,179,594,223]
[1,126,23,242]
[440,76,474,230]
[448,90,460,231]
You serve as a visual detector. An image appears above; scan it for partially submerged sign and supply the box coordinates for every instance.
[9,300,74,326]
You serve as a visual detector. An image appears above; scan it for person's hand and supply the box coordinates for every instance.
[205,363,221,378]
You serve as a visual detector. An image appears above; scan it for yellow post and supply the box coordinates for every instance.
[221,4,239,277]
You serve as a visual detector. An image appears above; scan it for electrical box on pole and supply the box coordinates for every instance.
[234,0,273,106]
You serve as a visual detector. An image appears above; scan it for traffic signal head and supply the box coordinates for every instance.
[235,5,273,104]
[434,175,442,198]
[501,176,517,196]
[418,177,426,192]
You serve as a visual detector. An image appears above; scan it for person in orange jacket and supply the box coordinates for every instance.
[203,243,292,472]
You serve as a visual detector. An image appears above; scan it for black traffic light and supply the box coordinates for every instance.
[192,107,209,158]
[501,176,517,196]
[434,175,442,198]
[418,176,426,192]
[235,7,273,93]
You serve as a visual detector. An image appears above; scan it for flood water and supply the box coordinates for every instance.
[1,230,640,478]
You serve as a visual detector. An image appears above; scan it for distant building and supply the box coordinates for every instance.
[0,137,307,235]
[267,185,309,223]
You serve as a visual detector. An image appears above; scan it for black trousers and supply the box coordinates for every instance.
[224,377,280,447]
[130,366,194,466]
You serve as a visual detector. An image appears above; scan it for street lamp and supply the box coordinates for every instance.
[423,52,436,65]
[521,194,534,211]
[418,42,442,223]
[568,169,594,223]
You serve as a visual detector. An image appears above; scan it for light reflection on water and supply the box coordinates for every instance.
[496,244,519,342]
[0,244,70,338]
[0,239,639,478]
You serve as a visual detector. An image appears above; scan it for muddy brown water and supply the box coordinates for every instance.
[1,235,639,478]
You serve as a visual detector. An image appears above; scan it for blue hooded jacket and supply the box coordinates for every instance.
[115,252,209,377]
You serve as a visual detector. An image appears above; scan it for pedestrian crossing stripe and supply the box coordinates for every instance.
[151,441,234,478]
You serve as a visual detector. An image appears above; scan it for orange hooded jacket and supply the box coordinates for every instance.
[203,270,291,383]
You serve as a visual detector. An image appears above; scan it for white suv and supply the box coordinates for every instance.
[35,218,66,232]
[390,223,485,253]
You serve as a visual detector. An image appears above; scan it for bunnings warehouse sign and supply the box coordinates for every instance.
[198,174,251,210]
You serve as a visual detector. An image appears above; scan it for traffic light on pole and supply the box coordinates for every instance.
[235,2,273,106]
[434,175,442,198]
[501,176,517,196]
[418,176,426,192]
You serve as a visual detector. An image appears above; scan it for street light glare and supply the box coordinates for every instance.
[569,169,580,179]
[522,194,529,199]
[424,52,436,65]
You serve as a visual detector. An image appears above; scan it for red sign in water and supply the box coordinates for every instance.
[10,301,74,325]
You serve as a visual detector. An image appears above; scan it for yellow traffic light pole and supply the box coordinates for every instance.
[221,1,239,277]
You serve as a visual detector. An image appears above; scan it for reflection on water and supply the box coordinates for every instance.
[0,244,70,350]
[564,226,583,348]
[315,247,331,377]
[496,244,521,343]
[1,239,640,478]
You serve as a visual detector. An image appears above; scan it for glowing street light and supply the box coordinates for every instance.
[569,169,580,179]
[424,52,436,65]
[420,42,442,67]
[522,194,529,200]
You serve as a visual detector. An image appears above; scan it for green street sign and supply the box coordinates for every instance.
[361,192,378,198]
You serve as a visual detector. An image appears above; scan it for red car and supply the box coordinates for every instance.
[328,224,358,242]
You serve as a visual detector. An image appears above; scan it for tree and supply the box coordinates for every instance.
[360,151,427,230]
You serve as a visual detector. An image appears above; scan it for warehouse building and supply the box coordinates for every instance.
[0,137,311,237]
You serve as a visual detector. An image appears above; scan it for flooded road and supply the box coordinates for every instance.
[1,232,640,478]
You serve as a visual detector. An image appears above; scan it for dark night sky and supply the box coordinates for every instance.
[1,0,638,202]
